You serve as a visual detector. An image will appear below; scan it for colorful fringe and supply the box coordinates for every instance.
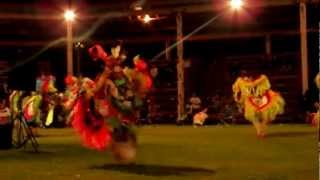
[232,77,252,108]
[72,96,112,151]
[9,90,21,119]
[244,90,285,123]
[71,44,152,153]
[251,75,271,97]
[22,94,42,124]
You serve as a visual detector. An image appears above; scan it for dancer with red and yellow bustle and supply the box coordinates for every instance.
[69,43,152,164]
[63,75,80,126]
[233,73,285,137]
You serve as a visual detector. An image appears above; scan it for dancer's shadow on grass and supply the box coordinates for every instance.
[267,131,316,138]
[91,164,215,176]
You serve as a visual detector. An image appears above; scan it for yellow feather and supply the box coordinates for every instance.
[252,74,271,96]
[45,107,54,126]
[232,77,252,108]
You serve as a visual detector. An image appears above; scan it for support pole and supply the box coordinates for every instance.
[299,1,308,93]
[176,12,185,122]
[66,21,73,75]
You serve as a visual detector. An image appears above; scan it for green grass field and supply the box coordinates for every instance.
[0,124,318,180]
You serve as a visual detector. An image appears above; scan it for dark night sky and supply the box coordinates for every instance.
[0,1,318,93]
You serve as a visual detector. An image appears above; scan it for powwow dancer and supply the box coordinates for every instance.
[36,74,58,127]
[70,43,152,163]
[62,75,80,126]
[9,91,42,142]
[232,73,285,137]
[21,92,42,135]
[9,90,22,121]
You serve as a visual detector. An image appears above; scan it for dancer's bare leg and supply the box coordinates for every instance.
[31,127,38,137]
[261,119,269,137]
[252,120,262,137]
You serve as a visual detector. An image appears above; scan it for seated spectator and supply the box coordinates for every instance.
[211,94,222,113]
[190,93,201,109]
[186,93,202,115]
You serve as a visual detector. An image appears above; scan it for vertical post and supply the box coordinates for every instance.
[265,35,272,56]
[299,1,308,93]
[176,12,185,122]
[66,21,73,75]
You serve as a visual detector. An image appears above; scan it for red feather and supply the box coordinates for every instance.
[72,97,112,151]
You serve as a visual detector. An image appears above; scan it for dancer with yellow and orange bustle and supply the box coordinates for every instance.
[232,73,285,138]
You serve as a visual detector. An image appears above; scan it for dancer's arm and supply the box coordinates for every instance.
[252,74,271,96]
[253,74,270,89]
[85,67,112,100]
[86,44,114,98]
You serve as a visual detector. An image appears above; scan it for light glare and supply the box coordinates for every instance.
[230,0,243,10]
[64,10,76,21]
[142,14,152,24]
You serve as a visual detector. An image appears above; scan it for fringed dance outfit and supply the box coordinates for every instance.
[232,74,285,136]
[67,44,152,162]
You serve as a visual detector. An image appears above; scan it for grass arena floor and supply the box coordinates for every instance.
[0,124,318,180]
